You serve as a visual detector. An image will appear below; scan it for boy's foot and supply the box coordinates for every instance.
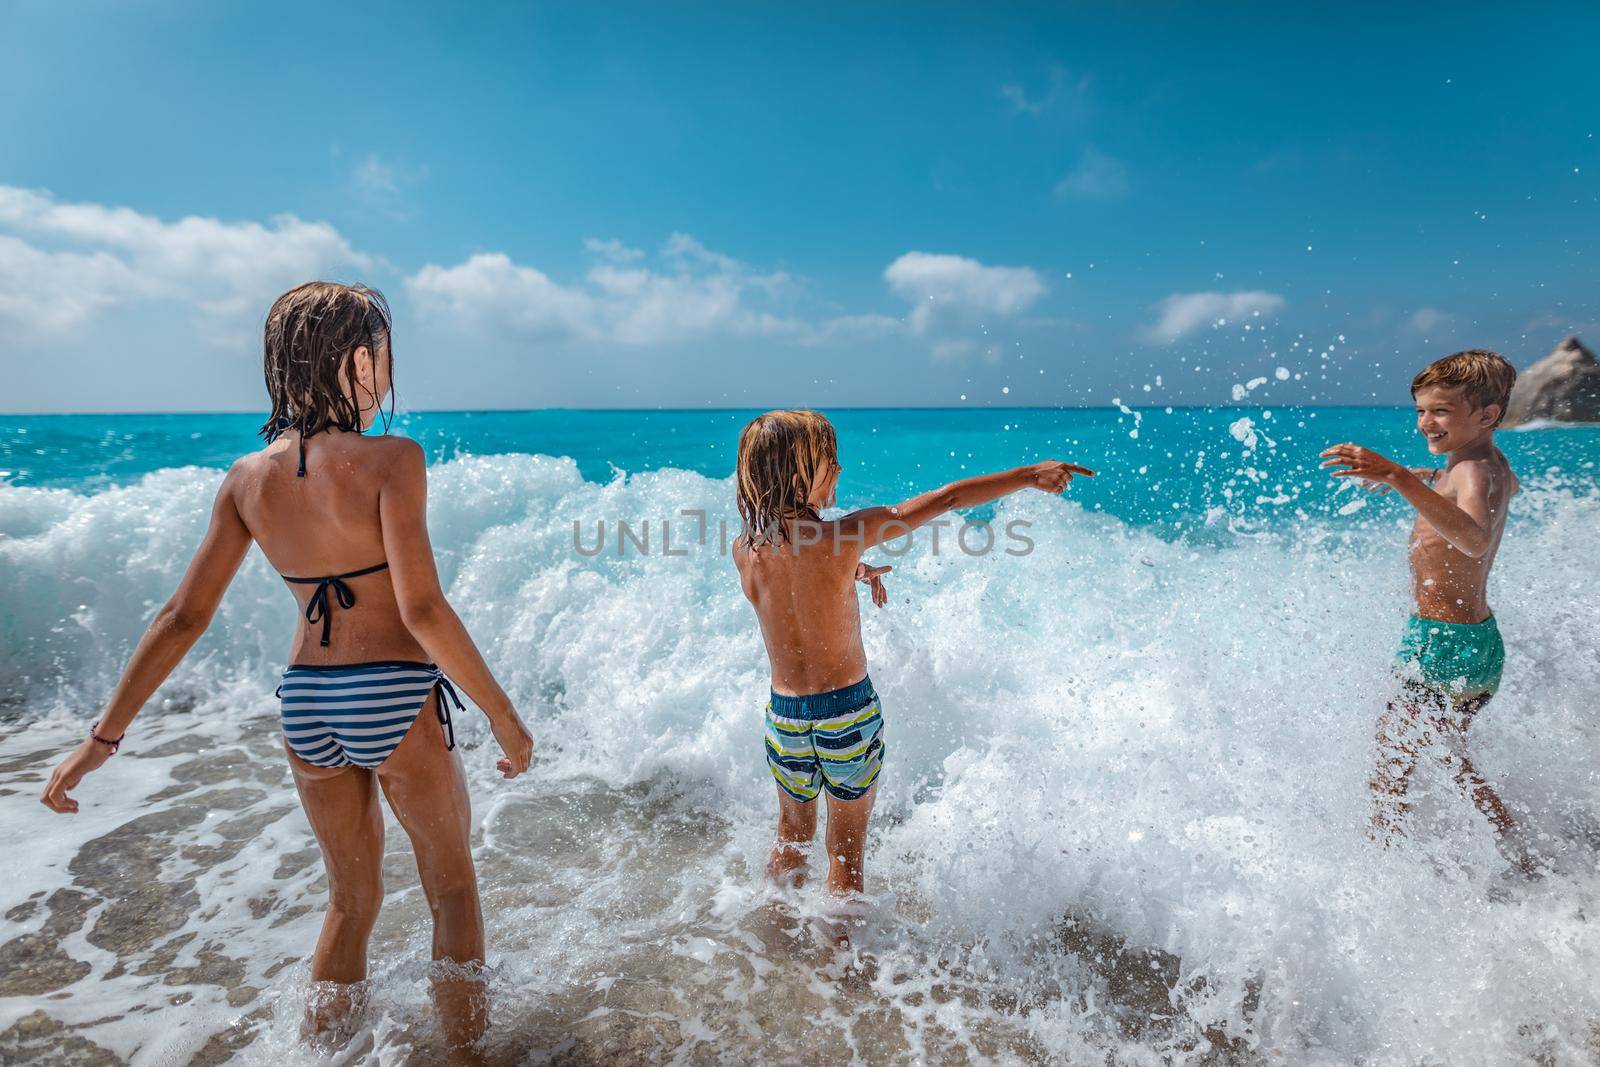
[815,893,869,950]
[767,842,811,888]
[1504,845,1545,882]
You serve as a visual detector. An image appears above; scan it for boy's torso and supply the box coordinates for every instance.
[1407,449,1518,625]
[734,519,870,697]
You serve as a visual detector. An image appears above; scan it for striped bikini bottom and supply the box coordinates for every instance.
[278,660,463,769]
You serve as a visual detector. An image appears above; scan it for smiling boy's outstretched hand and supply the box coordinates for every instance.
[1319,443,1410,488]
[1027,460,1096,494]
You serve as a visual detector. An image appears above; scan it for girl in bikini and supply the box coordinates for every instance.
[39,281,534,1056]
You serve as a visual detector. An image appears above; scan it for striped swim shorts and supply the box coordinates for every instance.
[278,660,462,770]
[764,676,885,803]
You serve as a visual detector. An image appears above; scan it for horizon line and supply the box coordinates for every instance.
[1,402,1413,418]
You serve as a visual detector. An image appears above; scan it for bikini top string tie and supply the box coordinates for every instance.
[281,562,390,647]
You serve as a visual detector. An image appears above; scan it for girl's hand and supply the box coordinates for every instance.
[489,710,534,780]
[855,563,892,608]
[1026,461,1096,494]
[40,737,113,814]
[1320,443,1408,487]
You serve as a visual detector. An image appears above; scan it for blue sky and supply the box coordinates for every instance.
[1,1,1595,412]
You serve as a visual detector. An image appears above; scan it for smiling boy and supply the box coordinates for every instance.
[1320,350,1533,868]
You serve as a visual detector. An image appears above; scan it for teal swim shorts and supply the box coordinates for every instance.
[1394,614,1505,703]
[764,676,885,803]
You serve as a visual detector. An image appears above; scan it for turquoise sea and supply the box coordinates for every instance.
[1,407,1597,1064]
[5,406,1597,529]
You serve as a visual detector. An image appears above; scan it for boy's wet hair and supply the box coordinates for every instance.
[259,282,394,443]
[736,410,838,546]
[1410,349,1516,426]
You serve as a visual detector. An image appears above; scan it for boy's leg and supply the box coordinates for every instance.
[769,785,819,887]
[1370,695,1425,840]
[822,786,878,894]
[765,703,822,887]
[376,693,487,1058]
[1441,695,1518,840]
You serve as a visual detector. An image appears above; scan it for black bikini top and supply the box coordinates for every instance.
[272,415,389,644]
[282,562,390,647]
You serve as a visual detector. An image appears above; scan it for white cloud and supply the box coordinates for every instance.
[813,313,905,343]
[405,253,598,340]
[661,231,742,273]
[1000,66,1092,117]
[406,234,802,346]
[931,339,977,363]
[1142,290,1286,343]
[411,245,1050,358]
[1001,83,1046,116]
[1053,146,1128,200]
[929,339,1003,365]
[1406,307,1451,334]
[0,235,145,333]
[583,237,645,263]
[351,153,422,220]
[884,252,1046,334]
[0,185,372,336]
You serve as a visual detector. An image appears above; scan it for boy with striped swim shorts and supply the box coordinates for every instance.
[732,410,1092,895]
[1321,350,1535,873]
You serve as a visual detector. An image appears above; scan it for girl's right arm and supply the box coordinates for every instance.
[841,460,1094,550]
[379,441,534,779]
[41,465,254,813]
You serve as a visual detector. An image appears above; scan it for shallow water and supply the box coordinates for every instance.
[2,408,1598,1064]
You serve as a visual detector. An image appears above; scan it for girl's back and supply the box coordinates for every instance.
[232,429,425,665]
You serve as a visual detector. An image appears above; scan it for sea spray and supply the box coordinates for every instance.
[2,430,1598,1063]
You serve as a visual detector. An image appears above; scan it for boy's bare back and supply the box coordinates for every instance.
[733,521,869,696]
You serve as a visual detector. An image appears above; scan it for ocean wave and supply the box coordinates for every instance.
[2,452,1599,1062]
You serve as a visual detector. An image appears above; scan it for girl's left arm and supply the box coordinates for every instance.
[41,466,253,813]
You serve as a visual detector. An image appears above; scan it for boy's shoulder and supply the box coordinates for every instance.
[1444,448,1519,496]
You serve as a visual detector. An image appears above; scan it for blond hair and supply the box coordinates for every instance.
[735,410,838,546]
[1411,349,1517,426]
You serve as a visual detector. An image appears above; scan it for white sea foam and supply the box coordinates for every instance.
[2,454,1598,1063]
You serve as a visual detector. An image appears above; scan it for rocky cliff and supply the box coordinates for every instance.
[1503,336,1600,426]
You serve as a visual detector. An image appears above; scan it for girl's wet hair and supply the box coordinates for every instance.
[259,282,394,443]
[735,410,838,547]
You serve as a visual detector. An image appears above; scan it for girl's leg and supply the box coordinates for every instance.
[376,693,486,1056]
[287,751,385,1034]
[822,785,877,895]
[769,785,818,887]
